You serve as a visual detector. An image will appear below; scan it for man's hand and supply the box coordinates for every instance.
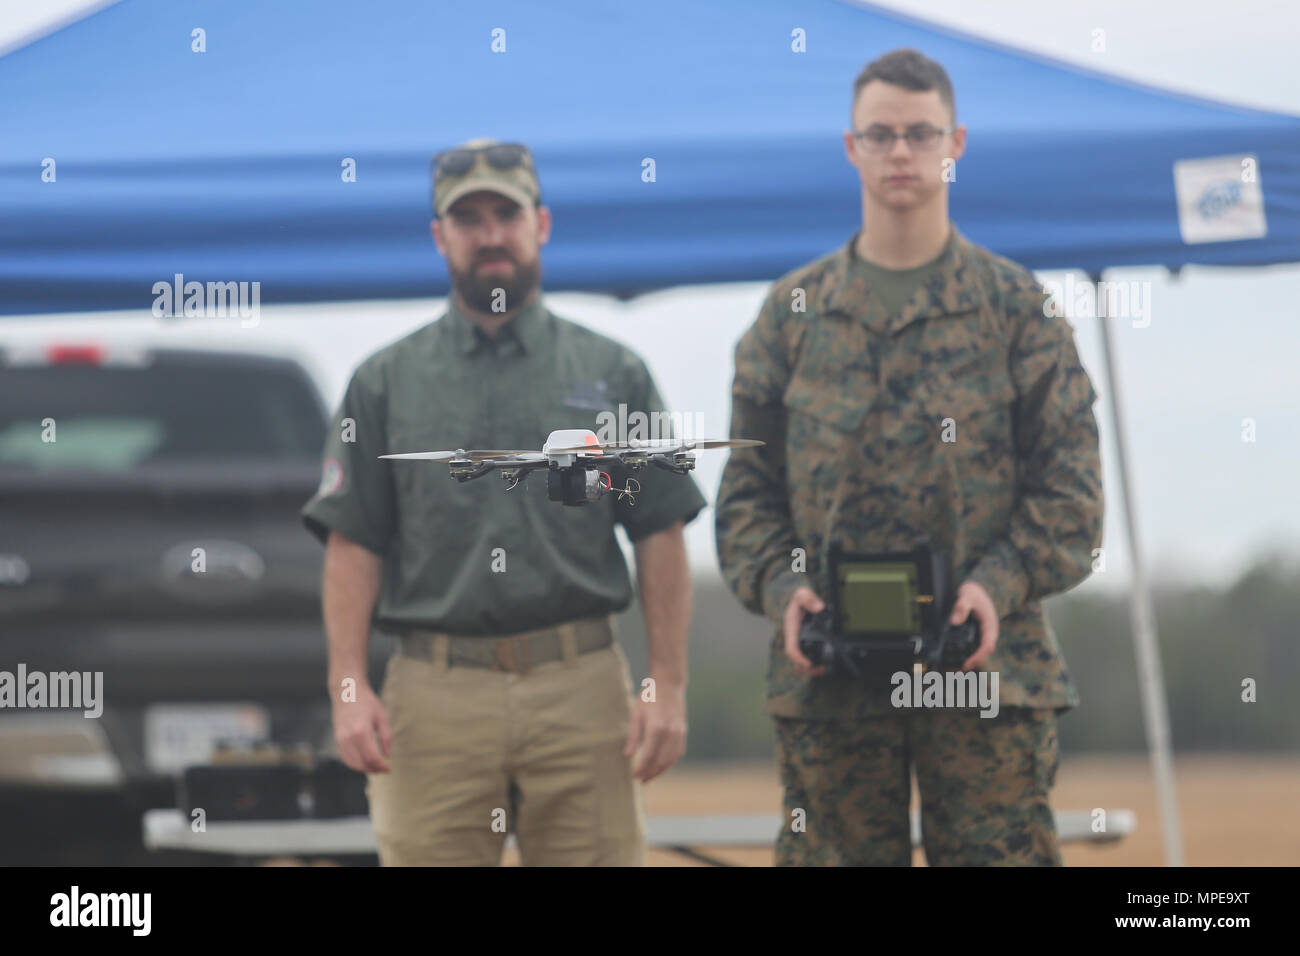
[624,683,686,783]
[630,520,690,783]
[332,682,392,774]
[322,531,386,771]
[952,579,999,671]
[783,586,827,678]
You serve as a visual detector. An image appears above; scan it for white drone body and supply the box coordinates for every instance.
[380,428,762,507]
[540,428,605,468]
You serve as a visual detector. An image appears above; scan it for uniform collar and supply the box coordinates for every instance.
[448,292,548,357]
[817,223,983,336]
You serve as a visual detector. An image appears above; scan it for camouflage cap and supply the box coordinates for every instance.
[432,138,541,218]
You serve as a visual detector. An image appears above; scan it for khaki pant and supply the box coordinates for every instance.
[367,638,646,866]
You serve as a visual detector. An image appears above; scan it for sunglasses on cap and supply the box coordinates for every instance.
[432,142,532,178]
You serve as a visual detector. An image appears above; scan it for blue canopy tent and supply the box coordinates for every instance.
[1,0,1296,314]
[5,0,1298,867]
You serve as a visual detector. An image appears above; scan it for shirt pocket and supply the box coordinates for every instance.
[385,426,488,564]
[546,384,611,441]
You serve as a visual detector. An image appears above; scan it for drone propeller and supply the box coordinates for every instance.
[380,449,541,462]
[679,438,764,450]
[543,438,764,454]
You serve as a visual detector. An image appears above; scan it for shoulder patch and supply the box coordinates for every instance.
[317,457,344,498]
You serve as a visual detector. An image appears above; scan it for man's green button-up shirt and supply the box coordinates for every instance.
[302,296,706,636]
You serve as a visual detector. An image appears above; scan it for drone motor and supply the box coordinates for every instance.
[449,453,475,478]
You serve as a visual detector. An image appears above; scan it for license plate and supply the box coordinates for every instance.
[143,703,270,775]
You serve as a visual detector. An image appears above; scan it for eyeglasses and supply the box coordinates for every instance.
[852,125,953,153]
[432,142,532,178]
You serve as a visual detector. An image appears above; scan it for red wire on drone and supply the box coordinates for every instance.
[599,471,612,490]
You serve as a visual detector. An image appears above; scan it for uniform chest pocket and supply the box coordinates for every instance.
[780,373,874,480]
[782,374,872,435]
[914,353,1017,447]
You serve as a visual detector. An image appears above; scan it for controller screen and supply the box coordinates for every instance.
[837,562,921,634]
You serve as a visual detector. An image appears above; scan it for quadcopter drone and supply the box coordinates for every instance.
[380,428,762,506]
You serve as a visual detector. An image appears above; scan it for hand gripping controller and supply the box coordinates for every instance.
[798,608,981,673]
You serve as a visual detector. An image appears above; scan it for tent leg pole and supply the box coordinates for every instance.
[1093,276,1185,867]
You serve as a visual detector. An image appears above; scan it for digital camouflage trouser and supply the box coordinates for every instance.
[773,706,1062,866]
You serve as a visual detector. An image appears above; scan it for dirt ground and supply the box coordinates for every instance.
[502,754,1300,867]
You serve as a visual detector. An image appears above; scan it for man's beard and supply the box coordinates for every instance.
[449,251,541,314]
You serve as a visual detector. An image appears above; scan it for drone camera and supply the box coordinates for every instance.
[547,465,603,506]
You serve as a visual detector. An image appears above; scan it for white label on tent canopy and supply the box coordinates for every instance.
[1173,154,1267,244]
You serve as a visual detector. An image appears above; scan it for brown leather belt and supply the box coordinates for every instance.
[392,615,614,674]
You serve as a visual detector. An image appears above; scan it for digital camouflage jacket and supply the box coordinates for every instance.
[715,226,1104,719]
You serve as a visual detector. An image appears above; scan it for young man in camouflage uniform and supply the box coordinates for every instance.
[715,50,1104,866]
[303,140,705,865]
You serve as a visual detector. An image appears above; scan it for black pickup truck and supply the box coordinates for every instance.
[0,342,385,864]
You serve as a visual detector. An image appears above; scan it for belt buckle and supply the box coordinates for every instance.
[493,635,532,674]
